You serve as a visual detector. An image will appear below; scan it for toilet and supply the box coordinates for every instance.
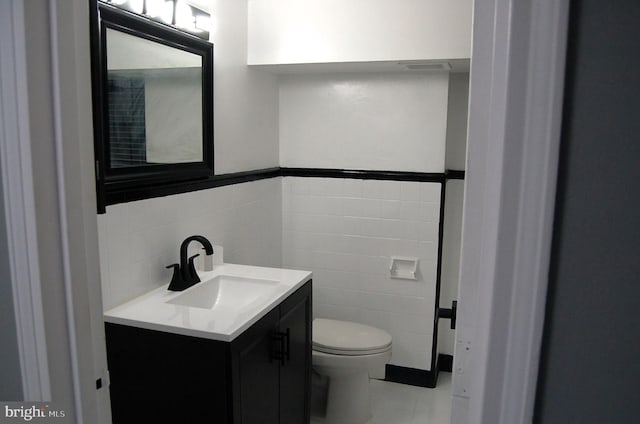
[312,318,392,424]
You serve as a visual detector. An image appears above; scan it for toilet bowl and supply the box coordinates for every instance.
[312,319,392,424]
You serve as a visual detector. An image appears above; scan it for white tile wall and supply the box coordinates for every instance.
[97,178,282,310]
[282,177,441,370]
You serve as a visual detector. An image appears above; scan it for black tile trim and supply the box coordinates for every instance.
[385,364,437,388]
[104,167,281,207]
[446,169,466,180]
[103,167,461,210]
[427,181,448,376]
[280,167,447,183]
[384,354,453,389]
[438,353,454,373]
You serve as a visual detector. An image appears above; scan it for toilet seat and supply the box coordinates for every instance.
[313,318,392,356]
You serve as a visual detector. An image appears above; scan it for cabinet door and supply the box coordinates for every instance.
[278,281,312,424]
[232,308,280,424]
[105,323,229,423]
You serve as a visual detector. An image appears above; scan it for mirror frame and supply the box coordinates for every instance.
[90,2,214,213]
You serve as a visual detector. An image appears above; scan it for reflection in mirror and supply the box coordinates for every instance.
[106,28,203,168]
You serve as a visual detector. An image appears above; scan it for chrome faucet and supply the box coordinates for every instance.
[166,235,214,291]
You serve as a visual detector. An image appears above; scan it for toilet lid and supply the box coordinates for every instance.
[313,319,392,355]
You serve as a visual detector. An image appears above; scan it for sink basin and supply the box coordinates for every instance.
[167,275,280,310]
[104,263,312,342]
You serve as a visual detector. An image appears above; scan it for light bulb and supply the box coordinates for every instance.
[146,0,173,24]
[128,0,143,14]
[175,1,195,30]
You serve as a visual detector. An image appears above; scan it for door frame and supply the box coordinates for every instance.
[452,0,570,423]
[0,0,51,401]
[1,0,110,422]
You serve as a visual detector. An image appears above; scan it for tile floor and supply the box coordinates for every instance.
[311,373,452,424]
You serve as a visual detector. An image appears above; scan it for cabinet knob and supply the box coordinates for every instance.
[284,328,290,361]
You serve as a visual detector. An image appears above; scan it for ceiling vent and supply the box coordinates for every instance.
[398,62,452,71]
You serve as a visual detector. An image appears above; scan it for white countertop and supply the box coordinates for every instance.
[104,263,312,342]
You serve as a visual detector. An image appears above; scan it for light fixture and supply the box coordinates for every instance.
[145,0,173,24]
[397,61,452,72]
[101,0,211,40]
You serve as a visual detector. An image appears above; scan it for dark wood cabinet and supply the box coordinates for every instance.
[278,288,312,423]
[105,279,311,424]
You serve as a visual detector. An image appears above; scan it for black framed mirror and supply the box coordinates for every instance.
[90,2,213,213]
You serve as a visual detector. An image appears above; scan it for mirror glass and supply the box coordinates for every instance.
[105,28,203,168]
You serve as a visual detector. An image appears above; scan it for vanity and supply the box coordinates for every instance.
[104,264,312,423]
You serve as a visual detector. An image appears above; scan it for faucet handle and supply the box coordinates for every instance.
[166,263,183,291]
[186,254,201,284]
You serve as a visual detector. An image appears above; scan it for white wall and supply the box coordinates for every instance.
[282,177,441,370]
[98,179,282,310]
[439,73,469,356]
[279,72,449,172]
[248,0,472,65]
[211,0,280,173]
[445,73,470,170]
[439,180,465,356]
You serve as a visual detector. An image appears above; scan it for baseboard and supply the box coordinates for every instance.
[437,354,453,373]
[385,355,453,388]
[385,364,437,388]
